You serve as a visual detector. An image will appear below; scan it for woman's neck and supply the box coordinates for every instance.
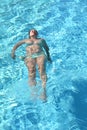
[30,36,37,40]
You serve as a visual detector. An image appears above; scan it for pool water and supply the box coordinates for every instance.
[0,0,87,130]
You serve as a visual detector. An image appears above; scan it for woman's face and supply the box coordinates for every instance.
[29,30,38,37]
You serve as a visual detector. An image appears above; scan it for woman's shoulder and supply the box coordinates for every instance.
[23,39,32,43]
[38,38,46,43]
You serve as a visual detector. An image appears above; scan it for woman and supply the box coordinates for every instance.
[11,29,52,100]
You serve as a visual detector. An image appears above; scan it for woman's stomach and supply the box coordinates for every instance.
[26,45,42,54]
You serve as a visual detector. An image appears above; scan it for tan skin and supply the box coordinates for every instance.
[11,29,52,100]
[11,30,52,62]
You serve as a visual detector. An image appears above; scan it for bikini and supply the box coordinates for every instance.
[20,43,46,60]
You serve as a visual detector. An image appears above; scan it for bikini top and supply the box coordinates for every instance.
[26,42,44,52]
[26,43,33,46]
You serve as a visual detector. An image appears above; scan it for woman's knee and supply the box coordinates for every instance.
[38,64,45,73]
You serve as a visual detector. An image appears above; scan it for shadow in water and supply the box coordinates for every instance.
[72,79,87,130]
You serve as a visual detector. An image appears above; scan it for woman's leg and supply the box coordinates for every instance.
[36,55,47,101]
[36,55,47,88]
[25,58,36,86]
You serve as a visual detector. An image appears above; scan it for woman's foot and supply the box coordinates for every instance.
[39,88,47,101]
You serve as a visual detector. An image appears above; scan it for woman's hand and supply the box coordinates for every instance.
[11,51,16,59]
[47,56,52,63]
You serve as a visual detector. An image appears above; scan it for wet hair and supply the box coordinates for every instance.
[28,29,38,37]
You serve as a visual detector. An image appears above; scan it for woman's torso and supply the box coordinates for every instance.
[25,38,45,58]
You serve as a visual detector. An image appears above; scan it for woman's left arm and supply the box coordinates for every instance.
[41,39,52,63]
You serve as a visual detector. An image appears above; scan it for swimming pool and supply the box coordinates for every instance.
[0,0,87,129]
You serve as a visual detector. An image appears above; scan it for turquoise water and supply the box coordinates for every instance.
[0,0,87,130]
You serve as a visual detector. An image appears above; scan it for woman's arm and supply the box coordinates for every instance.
[11,39,28,59]
[41,39,52,63]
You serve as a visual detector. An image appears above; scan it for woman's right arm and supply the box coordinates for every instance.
[11,39,28,59]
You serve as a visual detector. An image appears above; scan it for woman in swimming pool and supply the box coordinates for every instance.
[11,29,52,100]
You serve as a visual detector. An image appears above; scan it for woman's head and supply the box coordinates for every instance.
[29,29,38,38]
